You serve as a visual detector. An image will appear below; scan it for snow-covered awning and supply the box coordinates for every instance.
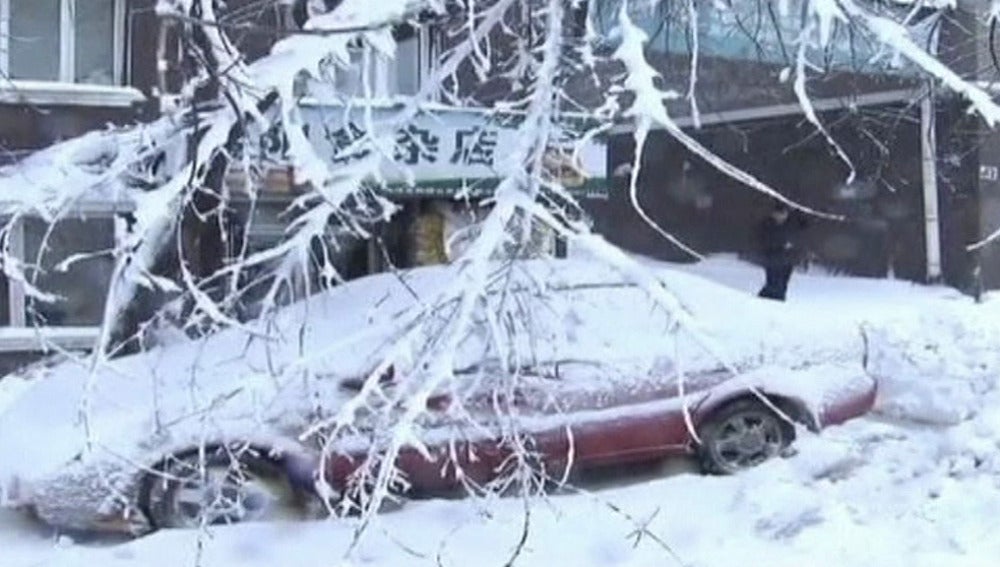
[297,101,609,199]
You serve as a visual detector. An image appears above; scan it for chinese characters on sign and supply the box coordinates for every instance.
[325,122,371,164]
[302,105,605,198]
[451,128,498,167]
[395,125,441,165]
[324,122,500,169]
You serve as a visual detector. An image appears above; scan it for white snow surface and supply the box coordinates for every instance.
[3,255,1000,566]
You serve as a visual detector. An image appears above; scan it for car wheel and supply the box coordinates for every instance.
[697,399,795,474]
[143,447,300,529]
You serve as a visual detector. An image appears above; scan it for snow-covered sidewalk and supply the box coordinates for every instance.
[3,256,1000,567]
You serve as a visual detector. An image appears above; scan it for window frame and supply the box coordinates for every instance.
[1,212,127,334]
[0,0,126,86]
[330,25,436,99]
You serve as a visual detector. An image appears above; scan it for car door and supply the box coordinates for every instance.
[497,278,736,471]
[511,361,699,470]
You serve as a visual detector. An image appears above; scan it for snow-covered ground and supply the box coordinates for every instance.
[3,256,1000,567]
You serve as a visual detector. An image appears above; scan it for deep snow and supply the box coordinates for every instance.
[3,256,1000,567]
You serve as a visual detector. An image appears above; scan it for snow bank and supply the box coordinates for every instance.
[646,254,1000,428]
[867,304,1000,425]
[7,413,999,567]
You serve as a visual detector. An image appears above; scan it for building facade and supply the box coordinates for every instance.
[0,1,598,354]
[0,0,156,369]
[585,0,948,287]
[1,0,996,372]
[152,1,607,299]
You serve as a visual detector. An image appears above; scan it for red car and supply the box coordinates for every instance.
[0,261,876,533]
[319,360,875,502]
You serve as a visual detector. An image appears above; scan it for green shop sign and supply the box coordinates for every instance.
[298,102,608,200]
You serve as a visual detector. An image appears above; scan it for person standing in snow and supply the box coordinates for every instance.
[756,203,807,301]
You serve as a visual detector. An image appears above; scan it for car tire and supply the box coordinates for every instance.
[142,446,300,529]
[697,398,795,475]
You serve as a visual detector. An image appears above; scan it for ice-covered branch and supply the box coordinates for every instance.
[305,0,575,539]
[832,0,1000,124]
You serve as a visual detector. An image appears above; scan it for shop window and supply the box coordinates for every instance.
[407,201,554,267]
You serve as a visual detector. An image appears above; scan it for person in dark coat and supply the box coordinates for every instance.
[756,204,807,301]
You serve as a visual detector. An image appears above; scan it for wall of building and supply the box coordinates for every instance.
[969,127,1000,289]
[935,1,1000,292]
[935,101,983,293]
[590,104,928,281]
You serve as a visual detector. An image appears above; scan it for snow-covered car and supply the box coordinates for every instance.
[0,260,876,535]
